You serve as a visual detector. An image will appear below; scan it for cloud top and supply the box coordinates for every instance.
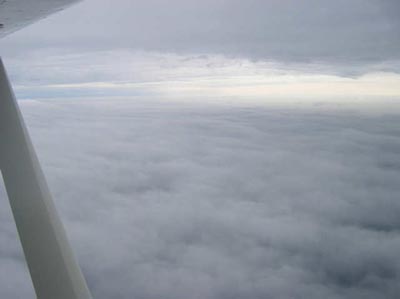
[1,99,399,298]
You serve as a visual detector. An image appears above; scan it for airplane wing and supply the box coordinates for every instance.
[0,0,80,38]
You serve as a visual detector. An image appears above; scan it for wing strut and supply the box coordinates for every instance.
[0,58,92,299]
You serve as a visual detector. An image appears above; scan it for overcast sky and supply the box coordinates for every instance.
[0,0,400,101]
[0,1,400,299]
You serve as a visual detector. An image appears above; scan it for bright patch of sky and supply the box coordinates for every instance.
[0,0,399,107]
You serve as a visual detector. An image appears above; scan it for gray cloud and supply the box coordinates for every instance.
[1,99,399,298]
[1,0,399,74]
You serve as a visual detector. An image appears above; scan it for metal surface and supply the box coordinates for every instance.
[0,0,80,38]
[0,58,92,299]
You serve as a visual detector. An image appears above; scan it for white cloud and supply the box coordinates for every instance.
[0,1,399,296]
[1,98,400,298]
[2,50,400,102]
[1,0,399,74]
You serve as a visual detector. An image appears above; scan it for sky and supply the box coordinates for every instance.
[0,0,400,102]
[0,0,400,298]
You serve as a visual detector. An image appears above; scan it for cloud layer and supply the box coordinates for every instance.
[1,50,399,102]
[1,0,399,73]
[1,99,400,298]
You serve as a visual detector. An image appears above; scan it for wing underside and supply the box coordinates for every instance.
[0,0,79,38]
